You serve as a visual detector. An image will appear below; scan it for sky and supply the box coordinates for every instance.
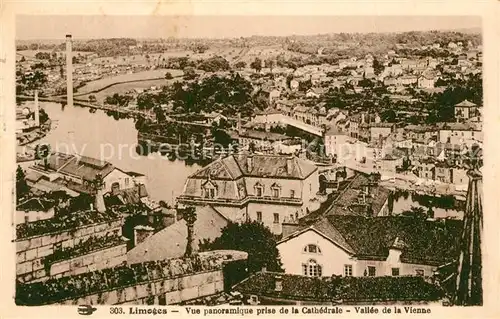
[16,15,482,40]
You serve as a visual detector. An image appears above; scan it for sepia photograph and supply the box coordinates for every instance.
[8,12,488,311]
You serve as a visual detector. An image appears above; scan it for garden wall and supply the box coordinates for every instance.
[16,219,122,283]
[50,243,128,278]
[56,269,225,305]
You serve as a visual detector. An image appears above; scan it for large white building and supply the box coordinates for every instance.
[278,215,461,278]
[177,154,320,235]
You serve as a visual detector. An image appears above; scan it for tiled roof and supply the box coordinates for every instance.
[327,173,391,217]
[234,272,444,302]
[127,206,228,263]
[189,154,317,180]
[327,215,461,265]
[40,153,115,181]
[455,100,477,107]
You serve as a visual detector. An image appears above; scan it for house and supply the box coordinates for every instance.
[278,214,461,278]
[126,206,228,263]
[416,159,435,180]
[253,109,283,125]
[399,75,418,86]
[454,100,481,121]
[177,154,320,235]
[438,122,482,147]
[29,153,146,195]
[324,127,351,157]
[16,196,59,224]
[417,73,436,89]
[369,123,394,143]
[238,130,293,152]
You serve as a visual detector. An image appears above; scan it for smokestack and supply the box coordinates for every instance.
[34,90,40,127]
[66,34,73,107]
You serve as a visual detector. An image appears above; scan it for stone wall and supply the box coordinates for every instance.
[56,269,224,305]
[16,219,122,283]
[50,243,127,278]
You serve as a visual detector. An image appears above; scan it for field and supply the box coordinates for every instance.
[75,69,183,95]
[77,79,171,102]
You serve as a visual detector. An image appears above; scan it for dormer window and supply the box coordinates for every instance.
[271,183,281,198]
[255,182,264,197]
[202,180,217,199]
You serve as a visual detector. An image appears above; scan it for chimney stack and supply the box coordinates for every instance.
[286,157,293,175]
[274,275,283,292]
[247,155,253,171]
[66,34,73,107]
[34,90,40,127]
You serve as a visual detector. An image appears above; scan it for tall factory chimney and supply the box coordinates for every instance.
[34,89,40,127]
[65,34,73,107]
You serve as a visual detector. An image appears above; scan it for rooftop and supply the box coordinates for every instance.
[189,154,318,180]
[234,272,444,303]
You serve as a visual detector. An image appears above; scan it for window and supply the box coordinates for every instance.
[303,244,321,254]
[415,269,425,277]
[290,190,295,198]
[256,186,263,197]
[344,264,353,277]
[204,186,216,199]
[272,188,280,198]
[256,211,262,222]
[367,266,376,277]
[273,213,279,224]
[302,259,322,277]
[392,268,400,276]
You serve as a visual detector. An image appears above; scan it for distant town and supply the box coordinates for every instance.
[14,28,483,307]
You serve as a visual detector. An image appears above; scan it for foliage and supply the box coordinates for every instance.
[197,56,230,72]
[104,93,132,107]
[199,221,283,273]
[16,254,221,305]
[43,233,125,268]
[165,72,173,80]
[16,209,121,239]
[16,166,29,201]
[250,57,262,72]
[183,67,197,80]
[168,73,255,115]
[234,61,246,69]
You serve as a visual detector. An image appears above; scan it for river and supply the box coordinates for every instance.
[26,101,202,204]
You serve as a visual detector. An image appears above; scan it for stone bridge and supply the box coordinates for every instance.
[279,115,324,137]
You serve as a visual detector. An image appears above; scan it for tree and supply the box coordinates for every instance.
[212,129,232,147]
[381,109,396,122]
[250,57,262,73]
[200,221,283,273]
[88,95,97,103]
[16,165,29,201]
[165,72,173,80]
[179,206,197,257]
[153,106,166,123]
[373,58,384,75]
[234,61,246,69]
[183,67,197,80]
